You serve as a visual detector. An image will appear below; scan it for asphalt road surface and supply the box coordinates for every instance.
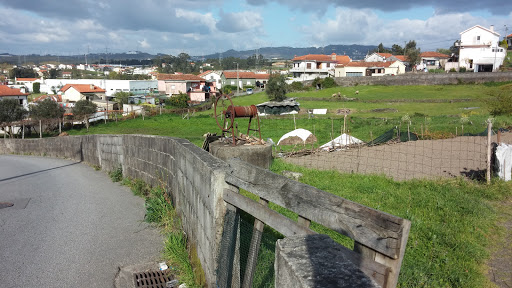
[0,155,164,288]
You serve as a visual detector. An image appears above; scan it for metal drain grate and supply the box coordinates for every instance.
[134,270,176,288]
[0,202,14,209]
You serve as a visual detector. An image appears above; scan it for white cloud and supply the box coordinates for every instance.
[302,8,498,51]
[216,10,263,33]
[138,39,150,49]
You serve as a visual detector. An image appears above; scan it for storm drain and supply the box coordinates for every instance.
[134,270,177,288]
[0,202,14,209]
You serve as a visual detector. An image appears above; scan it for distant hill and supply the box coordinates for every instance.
[193,44,379,61]
[0,44,380,65]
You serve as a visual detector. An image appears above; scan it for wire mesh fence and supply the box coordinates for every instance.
[279,127,512,181]
[217,209,284,288]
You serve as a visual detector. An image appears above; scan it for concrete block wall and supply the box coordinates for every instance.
[0,135,229,286]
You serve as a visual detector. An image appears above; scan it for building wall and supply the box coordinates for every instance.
[460,27,506,71]
[62,88,83,102]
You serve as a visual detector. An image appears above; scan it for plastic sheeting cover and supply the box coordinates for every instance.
[320,133,364,150]
[277,128,315,146]
[495,143,512,181]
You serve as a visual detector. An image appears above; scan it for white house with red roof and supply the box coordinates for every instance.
[0,85,30,109]
[60,84,106,102]
[335,61,405,77]
[364,53,393,62]
[506,33,512,49]
[157,74,219,103]
[198,70,223,89]
[289,53,351,82]
[14,77,42,92]
[417,52,450,70]
[458,25,506,72]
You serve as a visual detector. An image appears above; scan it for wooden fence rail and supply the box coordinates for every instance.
[224,158,411,288]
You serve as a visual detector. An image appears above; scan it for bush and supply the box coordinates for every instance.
[33,82,40,93]
[485,84,512,116]
[322,77,337,88]
[266,74,287,102]
[165,93,189,108]
[288,81,304,92]
[459,67,467,73]
[449,68,457,73]
[221,85,237,95]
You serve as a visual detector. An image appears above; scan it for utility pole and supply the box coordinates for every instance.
[234,62,239,95]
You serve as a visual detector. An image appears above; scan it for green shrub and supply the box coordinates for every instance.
[109,166,123,182]
[288,81,304,92]
[322,77,337,88]
[485,84,512,116]
[165,93,189,108]
[459,67,467,73]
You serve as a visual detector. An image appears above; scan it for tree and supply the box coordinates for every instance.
[0,99,27,137]
[29,98,65,133]
[48,68,60,79]
[30,98,64,120]
[499,39,508,50]
[33,82,40,93]
[391,44,404,55]
[436,48,451,56]
[266,74,287,102]
[165,93,189,108]
[113,91,132,109]
[9,68,36,79]
[372,43,391,54]
[72,100,97,131]
[404,40,421,67]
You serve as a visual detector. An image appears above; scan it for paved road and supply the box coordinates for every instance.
[0,155,164,288]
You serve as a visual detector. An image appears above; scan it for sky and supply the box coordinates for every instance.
[0,0,511,57]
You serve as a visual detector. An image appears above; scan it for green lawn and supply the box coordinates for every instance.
[63,82,512,287]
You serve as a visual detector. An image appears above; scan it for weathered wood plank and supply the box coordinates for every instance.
[297,216,311,228]
[225,158,406,259]
[223,189,315,237]
[242,198,268,288]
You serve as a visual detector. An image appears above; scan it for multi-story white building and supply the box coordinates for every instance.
[459,25,506,72]
[41,79,158,97]
[289,53,351,82]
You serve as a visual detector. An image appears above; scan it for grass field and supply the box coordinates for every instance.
[65,82,512,287]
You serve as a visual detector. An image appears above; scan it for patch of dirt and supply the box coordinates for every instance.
[371,108,399,113]
[487,198,512,288]
[283,131,512,181]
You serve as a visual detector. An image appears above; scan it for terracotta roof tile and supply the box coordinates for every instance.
[377,53,393,58]
[254,73,270,79]
[292,53,351,65]
[0,85,30,96]
[420,51,450,58]
[341,61,394,68]
[198,70,214,77]
[60,84,106,93]
[391,55,409,62]
[223,71,258,79]
[34,94,62,102]
[16,78,39,82]
[157,73,204,81]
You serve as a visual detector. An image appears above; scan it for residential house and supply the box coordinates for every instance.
[0,85,29,109]
[418,52,450,70]
[254,73,270,88]
[335,61,405,77]
[458,25,506,72]
[14,77,42,92]
[506,33,512,49]
[62,71,72,79]
[364,53,393,62]
[289,53,351,82]
[60,84,106,102]
[199,70,223,89]
[33,94,62,103]
[157,74,218,103]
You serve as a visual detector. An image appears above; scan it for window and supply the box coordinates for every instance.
[326,63,330,68]
[231,80,235,85]
[477,36,480,40]
[246,80,250,85]
[19,99,23,105]
[307,63,311,69]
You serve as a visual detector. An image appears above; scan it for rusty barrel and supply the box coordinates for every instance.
[225,105,258,118]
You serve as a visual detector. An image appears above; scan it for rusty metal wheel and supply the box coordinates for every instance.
[214,94,234,132]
